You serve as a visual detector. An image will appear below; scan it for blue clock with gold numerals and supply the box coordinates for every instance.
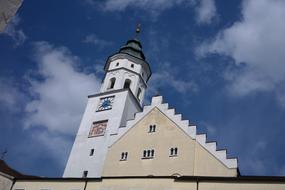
[97,96,114,111]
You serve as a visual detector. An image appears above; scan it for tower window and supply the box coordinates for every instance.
[137,88,142,100]
[131,64,134,68]
[142,149,155,159]
[120,152,128,161]
[83,170,88,178]
[149,125,156,133]
[170,147,178,157]
[90,149,94,156]
[116,62,119,66]
[108,78,116,89]
[123,79,131,89]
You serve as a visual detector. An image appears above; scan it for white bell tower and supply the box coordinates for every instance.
[63,27,151,178]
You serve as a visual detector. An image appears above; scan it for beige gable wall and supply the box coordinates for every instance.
[86,178,197,190]
[103,107,237,177]
[194,144,237,176]
[199,181,285,190]
[13,180,85,190]
[12,178,285,190]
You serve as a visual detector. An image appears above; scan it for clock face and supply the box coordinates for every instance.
[97,96,114,111]
[89,121,107,137]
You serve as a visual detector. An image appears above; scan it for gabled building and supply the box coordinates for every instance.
[9,31,285,190]
[63,30,237,179]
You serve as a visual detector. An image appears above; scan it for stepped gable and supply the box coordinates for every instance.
[109,96,238,169]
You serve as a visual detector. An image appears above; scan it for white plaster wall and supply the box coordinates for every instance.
[101,70,146,105]
[108,59,143,74]
[0,173,13,190]
[63,90,141,178]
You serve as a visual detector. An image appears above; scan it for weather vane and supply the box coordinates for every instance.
[135,23,141,39]
[1,148,8,160]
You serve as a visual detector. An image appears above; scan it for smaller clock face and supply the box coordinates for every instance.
[97,96,114,111]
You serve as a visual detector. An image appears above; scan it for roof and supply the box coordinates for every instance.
[15,175,285,182]
[119,39,145,60]
[104,37,152,81]
[0,159,39,179]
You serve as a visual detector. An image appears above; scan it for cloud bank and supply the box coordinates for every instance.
[198,0,285,107]
[3,15,27,46]
[22,42,101,165]
[87,0,217,24]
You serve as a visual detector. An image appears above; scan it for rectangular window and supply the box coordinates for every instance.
[148,125,156,133]
[170,147,178,157]
[83,170,88,178]
[90,149,94,156]
[120,152,128,161]
[142,149,155,159]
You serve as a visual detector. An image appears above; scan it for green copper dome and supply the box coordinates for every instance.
[119,38,145,60]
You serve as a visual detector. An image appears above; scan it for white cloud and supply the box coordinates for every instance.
[82,34,113,49]
[34,131,72,167]
[101,0,192,12]
[201,121,217,135]
[24,42,101,136]
[198,0,285,107]
[242,140,267,174]
[3,15,27,46]
[20,41,101,165]
[87,0,217,24]
[0,78,26,113]
[195,0,217,24]
[148,63,198,97]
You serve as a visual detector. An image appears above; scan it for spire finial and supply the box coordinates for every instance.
[135,23,141,39]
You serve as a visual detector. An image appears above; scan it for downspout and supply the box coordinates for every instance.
[196,177,199,190]
[83,179,88,190]
[9,177,16,190]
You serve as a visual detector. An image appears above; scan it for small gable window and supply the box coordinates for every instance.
[142,149,155,159]
[116,62,119,66]
[149,125,156,133]
[170,147,178,157]
[120,152,128,161]
[131,64,134,68]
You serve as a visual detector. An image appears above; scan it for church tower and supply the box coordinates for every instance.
[63,27,151,178]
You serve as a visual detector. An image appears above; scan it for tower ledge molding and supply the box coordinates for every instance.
[104,53,152,81]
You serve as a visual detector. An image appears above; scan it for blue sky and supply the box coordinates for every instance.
[1,0,285,177]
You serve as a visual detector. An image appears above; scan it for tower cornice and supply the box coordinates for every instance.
[104,53,152,82]
[88,88,143,111]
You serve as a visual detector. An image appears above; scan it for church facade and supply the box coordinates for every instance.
[8,33,285,190]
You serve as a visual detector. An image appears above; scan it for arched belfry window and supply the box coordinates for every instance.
[123,79,131,89]
[108,77,116,89]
